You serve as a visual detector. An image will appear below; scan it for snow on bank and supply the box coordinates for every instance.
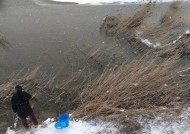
[136,30,190,49]
[6,119,119,134]
[138,107,190,134]
[6,107,190,134]
[50,0,187,5]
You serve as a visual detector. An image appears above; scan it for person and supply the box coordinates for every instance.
[11,85,38,129]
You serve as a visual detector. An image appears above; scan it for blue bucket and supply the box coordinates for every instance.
[55,114,69,129]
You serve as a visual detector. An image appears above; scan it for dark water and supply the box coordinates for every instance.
[0,0,177,83]
[0,0,139,82]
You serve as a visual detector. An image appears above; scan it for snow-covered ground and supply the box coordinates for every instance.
[138,107,190,134]
[6,119,119,134]
[6,107,190,134]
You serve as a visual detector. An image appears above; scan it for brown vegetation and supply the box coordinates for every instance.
[156,32,190,58]
[1,1,190,133]
[100,1,189,50]
[141,1,187,47]
[72,54,190,119]
[0,43,126,131]
[1,42,190,133]
[100,3,154,38]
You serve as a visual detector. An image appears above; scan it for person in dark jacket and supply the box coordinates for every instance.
[11,85,38,129]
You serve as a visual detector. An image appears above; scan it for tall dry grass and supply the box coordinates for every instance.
[140,1,187,46]
[0,65,87,131]
[1,2,190,132]
[0,43,127,132]
[99,3,155,53]
[115,4,154,38]
[100,1,189,51]
[72,53,190,121]
[156,32,190,58]
[100,3,154,38]
[1,42,190,133]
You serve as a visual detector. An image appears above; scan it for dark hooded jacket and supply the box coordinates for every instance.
[11,91,33,118]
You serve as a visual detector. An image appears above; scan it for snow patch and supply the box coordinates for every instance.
[6,120,119,134]
[136,30,190,49]
[138,107,190,134]
[177,67,190,74]
[50,0,187,5]
[185,30,190,35]
[140,39,152,47]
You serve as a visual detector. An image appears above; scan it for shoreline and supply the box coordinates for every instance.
[33,0,180,6]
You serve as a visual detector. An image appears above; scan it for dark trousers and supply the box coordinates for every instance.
[21,113,38,129]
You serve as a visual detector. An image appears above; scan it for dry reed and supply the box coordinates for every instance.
[140,1,187,46]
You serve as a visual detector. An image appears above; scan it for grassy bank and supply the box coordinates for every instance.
[1,1,190,133]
